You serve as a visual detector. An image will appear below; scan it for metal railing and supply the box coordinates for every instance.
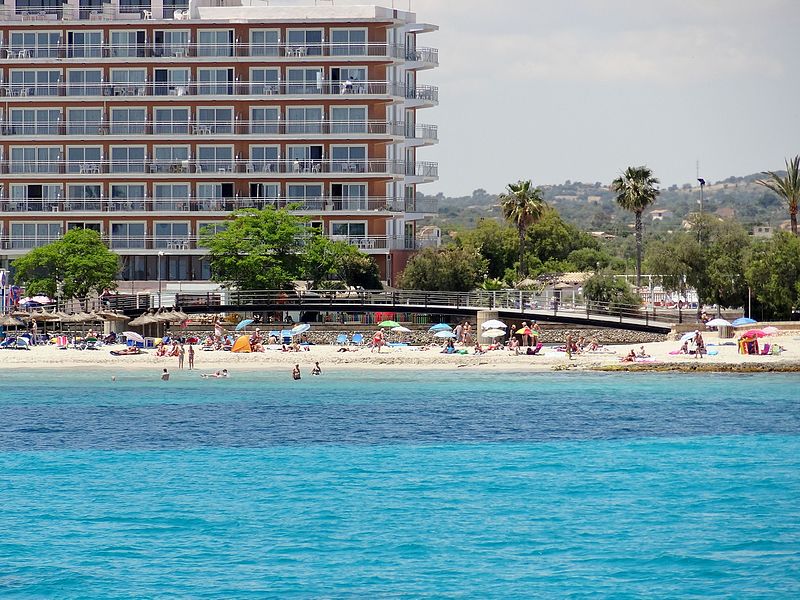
[0,80,427,99]
[1,119,409,137]
[0,41,426,60]
[0,196,432,213]
[0,159,437,178]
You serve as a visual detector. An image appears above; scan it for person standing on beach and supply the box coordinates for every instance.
[188,345,195,370]
[178,344,185,369]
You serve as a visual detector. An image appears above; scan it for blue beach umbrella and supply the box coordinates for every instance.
[235,319,255,331]
[290,323,311,336]
[732,317,757,327]
[428,323,452,332]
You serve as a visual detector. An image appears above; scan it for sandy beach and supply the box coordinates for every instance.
[3,331,800,373]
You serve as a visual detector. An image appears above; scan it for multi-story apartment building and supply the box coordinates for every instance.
[0,0,437,289]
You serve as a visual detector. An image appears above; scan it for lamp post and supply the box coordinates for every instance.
[697,178,706,243]
[157,251,164,308]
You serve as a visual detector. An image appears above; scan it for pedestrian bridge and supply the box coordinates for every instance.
[148,289,676,333]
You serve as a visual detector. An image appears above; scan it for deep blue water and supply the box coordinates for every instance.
[1,369,799,597]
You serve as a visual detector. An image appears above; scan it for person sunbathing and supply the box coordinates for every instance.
[473,342,485,355]
[636,345,650,358]
[589,338,600,351]
[621,349,636,362]
[155,343,167,357]
[111,346,141,356]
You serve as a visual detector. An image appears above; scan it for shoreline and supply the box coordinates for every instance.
[3,334,800,374]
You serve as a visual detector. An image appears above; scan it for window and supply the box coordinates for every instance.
[286,68,324,95]
[110,30,145,57]
[153,146,190,173]
[10,146,61,174]
[110,69,146,97]
[198,68,233,96]
[286,29,323,56]
[66,184,102,210]
[197,183,234,210]
[119,0,148,14]
[331,146,367,172]
[153,107,189,134]
[153,68,189,96]
[9,108,60,135]
[67,108,102,135]
[330,28,367,56]
[153,183,190,210]
[10,223,61,249]
[286,106,323,134]
[66,146,102,173]
[197,146,233,173]
[110,222,146,249]
[110,146,146,173]
[10,184,61,212]
[287,145,323,171]
[332,67,367,93]
[9,31,61,58]
[331,183,368,210]
[66,222,102,233]
[249,107,279,134]
[249,145,279,172]
[110,184,146,211]
[286,184,324,201]
[110,107,146,135]
[249,183,280,207]
[198,30,233,57]
[330,106,367,134]
[67,69,102,96]
[198,221,227,236]
[154,222,190,249]
[67,31,102,58]
[250,29,279,56]
[197,107,233,134]
[331,222,366,237]
[249,68,279,94]
[10,70,60,97]
[153,30,189,57]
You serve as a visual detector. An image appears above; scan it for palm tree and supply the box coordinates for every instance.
[611,166,660,287]
[756,155,800,235]
[499,180,546,277]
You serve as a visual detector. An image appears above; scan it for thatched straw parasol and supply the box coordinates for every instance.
[0,314,24,327]
[30,310,58,321]
[11,310,30,318]
[129,313,158,327]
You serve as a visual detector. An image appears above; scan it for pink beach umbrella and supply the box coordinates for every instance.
[743,329,766,338]
[762,326,780,336]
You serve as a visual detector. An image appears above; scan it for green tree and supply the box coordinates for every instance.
[582,270,642,310]
[744,232,800,319]
[499,180,547,277]
[200,207,307,289]
[399,246,487,291]
[611,166,660,286]
[303,236,381,289]
[756,155,800,235]
[525,209,601,265]
[12,229,119,302]
[455,219,517,280]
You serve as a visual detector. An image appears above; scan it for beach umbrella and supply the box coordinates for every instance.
[291,323,311,336]
[236,318,255,331]
[173,309,190,321]
[378,319,401,328]
[481,319,507,330]
[30,310,57,321]
[705,318,731,328]
[481,328,506,338]
[428,323,452,332]
[154,310,179,323]
[11,310,30,318]
[391,326,411,333]
[762,326,780,336]
[732,317,757,327]
[679,331,696,342]
[231,335,251,353]
[0,314,24,327]
[123,331,145,344]
[434,331,456,338]
[516,326,532,335]
[743,329,767,338]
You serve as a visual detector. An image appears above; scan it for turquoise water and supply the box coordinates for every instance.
[1,370,799,597]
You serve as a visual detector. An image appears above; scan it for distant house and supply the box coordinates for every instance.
[589,231,616,240]
[752,225,773,238]
[715,207,736,220]
[586,195,603,204]
[779,220,793,231]
[553,195,579,202]
[417,225,442,248]
[648,209,673,221]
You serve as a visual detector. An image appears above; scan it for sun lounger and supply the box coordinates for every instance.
[351,333,363,345]
[334,333,348,345]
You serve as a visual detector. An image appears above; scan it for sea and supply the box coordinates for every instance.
[1,368,799,598]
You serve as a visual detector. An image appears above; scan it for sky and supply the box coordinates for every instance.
[404,0,800,196]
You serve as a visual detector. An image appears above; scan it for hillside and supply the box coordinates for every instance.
[423,173,789,236]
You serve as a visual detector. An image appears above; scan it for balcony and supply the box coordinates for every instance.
[405,47,439,69]
[405,123,439,146]
[0,80,414,100]
[0,159,436,179]
[405,84,439,107]
[1,120,406,138]
[0,196,414,214]
[0,41,410,60]
[1,234,422,253]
